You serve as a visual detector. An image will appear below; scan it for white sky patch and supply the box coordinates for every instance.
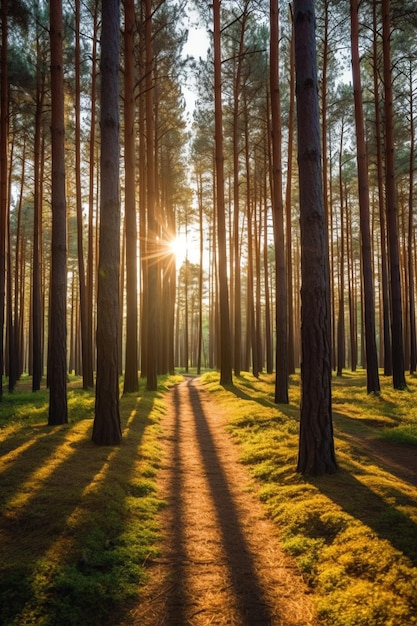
[181,15,210,119]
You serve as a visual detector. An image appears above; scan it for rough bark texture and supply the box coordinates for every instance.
[75,0,93,389]
[382,0,406,390]
[294,0,337,475]
[93,0,122,445]
[145,0,158,392]
[48,0,68,425]
[123,0,139,394]
[270,0,289,403]
[350,0,380,394]
[0,0,7,399]
[213,0,232,386]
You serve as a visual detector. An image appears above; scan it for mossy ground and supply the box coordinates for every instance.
[1,370,417,625]
[201,369,417,626]
[0,374,182,626]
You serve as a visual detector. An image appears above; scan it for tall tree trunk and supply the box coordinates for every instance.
[382,0,406,390]
[0,0,7,399]
[13,137,25,385]
[407,59,416,374]
[213,0,232,385]
[294,0,337,475]
[74,0,92,389]
[285,7,295,375]
[48,0,68,425]
[6,137,13,388]
[87,0,99,385]
[270,0,288,403]
[123,0,139,393]
[373,1,391,376]
[197,170,203,375]
[350,0,380,393]
[336,124,345,378]
[93,0,122,445]
[232,5,248,377]
[263,177,273,374]
[32,34,45,392]
[145,0,158,391]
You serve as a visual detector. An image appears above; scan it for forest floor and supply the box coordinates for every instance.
[118,376,417,626]
[119,376,317,626]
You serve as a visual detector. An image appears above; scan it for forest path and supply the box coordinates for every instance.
[120,377,317,626]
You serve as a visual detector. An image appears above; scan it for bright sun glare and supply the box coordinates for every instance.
[169,234,188,268]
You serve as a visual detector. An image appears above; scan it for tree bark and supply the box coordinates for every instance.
[382,0,406,389]
[32,25,44,391]
[407,59,416,374]
[294,0,337,475]
[87,0,99,384]
[145,0,158,391]
[48,0,68,425]
[350,0,380,393]
[270,0,288,403]
[123,0,139,393]
[0,0,7,399]
[93,0,122,445]
[213,0,232,386]
[75,0,92,389]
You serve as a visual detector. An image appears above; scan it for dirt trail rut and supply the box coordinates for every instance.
[122,377,317,626]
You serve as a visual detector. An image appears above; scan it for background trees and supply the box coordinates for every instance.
[0,0,416,462]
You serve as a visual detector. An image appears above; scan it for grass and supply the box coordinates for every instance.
[201,369,417,626]
[0,373,183,626]
[2,369,417,626]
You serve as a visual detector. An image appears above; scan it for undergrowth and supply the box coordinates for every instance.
[0,374,182,626]
[202,369,417,626]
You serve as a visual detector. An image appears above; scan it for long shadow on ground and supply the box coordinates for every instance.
[186,379,274,624]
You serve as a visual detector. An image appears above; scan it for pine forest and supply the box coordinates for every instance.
[2,1,417,625]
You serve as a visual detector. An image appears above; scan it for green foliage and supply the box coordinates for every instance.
[201,370,417,626]
[0,375,178,625]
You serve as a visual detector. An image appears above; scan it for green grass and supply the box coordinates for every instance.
[2,369,417,626]
[201,369,417,626]
[0,374,182,626]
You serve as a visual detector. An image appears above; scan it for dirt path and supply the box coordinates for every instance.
[122,378,317,626]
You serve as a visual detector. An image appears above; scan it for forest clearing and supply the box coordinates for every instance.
[0,370,417,626]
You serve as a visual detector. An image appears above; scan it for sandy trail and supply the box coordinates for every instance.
[122,377,317,626]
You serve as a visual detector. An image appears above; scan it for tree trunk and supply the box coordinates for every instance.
[285,7,295,375]
[75,0,92,389]
[145,0,158,391]
[93,0,122,445]
[0,0,7,399]
[270,0,288,403]
[407,59,416,374]
[197,170,203,375]
[213,0,232,386]
[373,0,391,376]
[336,125,345,378]
[32,31,45,392]
[294,0,337,475]
[123,0,139,393]
[382,0,406,390]
[350,0,380,393]
[232,5,248,377]
[48,0,68,425]
[87,0,98,385]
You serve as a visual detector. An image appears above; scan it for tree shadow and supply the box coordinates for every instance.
[0,390,155,625]
[184,378,274,625]
[312,465,417,566]
[165,383,187,626]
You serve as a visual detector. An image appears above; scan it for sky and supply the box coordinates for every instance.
[181,14,210,118]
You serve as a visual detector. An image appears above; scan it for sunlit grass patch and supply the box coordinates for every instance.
[0,374,178,626]
[201,370,417,626]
